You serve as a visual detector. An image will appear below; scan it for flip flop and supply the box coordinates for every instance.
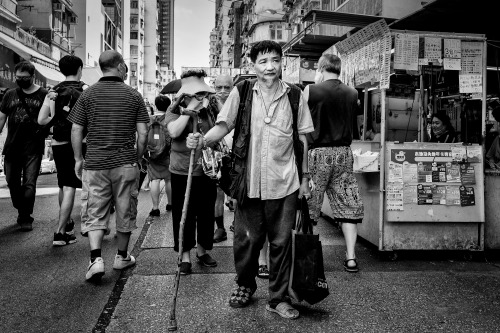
[343,258,359,273]
[266,302,299,319]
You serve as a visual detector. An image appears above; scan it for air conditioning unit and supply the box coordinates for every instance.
[131,71,136,77]
[53,3,65,12]
[69,16,78,25]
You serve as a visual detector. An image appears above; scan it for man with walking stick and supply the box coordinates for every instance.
[187,40,314,319]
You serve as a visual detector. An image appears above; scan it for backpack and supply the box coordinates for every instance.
[146,114,171,160]
[52,81,86,142]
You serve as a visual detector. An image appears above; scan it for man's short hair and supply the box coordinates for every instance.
[155,95,171,111]
[249,40,282,63]
[492,106,500,123]
[181,69,207,79]
[99,51,124,72]
[318,54,341,75]
[59,55,84,76]
[14,61,35,75]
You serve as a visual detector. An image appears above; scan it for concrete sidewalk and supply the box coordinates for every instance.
[105,210,500,333]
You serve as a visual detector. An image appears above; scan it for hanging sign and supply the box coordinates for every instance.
[394,33,419,71]
[459,74,483,93]
[460,41,482,74]
[424,37,442,64]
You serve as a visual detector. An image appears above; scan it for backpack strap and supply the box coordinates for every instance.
[285,82,304,179]
[232,79,255,153]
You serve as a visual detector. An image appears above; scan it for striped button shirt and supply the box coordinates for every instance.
[67,76,150,170]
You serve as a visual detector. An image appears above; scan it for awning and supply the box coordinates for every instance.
[302,10,397,27]
[284,33,344,58]
[0,31,57,66]
[81,67,103,86]
[32,62,65,85]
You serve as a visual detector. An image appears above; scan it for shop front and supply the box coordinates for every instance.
[319,19,488,255]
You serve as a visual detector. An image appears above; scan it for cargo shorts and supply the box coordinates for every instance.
[80,164,139,235]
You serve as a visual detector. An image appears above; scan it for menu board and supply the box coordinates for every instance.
[461,41,482,74]
[394,33,419,71]
[385,143,484,222]
[424,37,442,64]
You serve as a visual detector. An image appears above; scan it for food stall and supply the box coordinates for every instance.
[320,20,487,256]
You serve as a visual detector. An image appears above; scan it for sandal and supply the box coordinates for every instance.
[229,285,256,308]
[257,265,269,279]
[266,302,299,319]
[343,258,359,273]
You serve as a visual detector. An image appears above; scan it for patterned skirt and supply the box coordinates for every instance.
[308,146,364,223]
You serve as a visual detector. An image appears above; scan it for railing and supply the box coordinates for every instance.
[15,28,52,58]
[52,31,69,51]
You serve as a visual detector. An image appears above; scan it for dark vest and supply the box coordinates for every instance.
[306,79,358,148]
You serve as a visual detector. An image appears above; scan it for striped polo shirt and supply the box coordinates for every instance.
[68,76,150,170]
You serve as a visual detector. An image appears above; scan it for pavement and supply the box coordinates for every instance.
[1,175,500,332]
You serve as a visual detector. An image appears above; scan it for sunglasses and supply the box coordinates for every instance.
[15,76,32,81]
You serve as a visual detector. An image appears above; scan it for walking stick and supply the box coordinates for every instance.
[168,113,198,332]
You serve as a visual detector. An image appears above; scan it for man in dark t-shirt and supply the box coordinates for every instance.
[0,61,48,231]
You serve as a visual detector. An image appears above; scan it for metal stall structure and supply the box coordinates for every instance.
[321,20,487,255]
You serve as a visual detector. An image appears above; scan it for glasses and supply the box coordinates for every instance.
[15,75,32,81]
[215,85,232,91]
[193,93,208,101]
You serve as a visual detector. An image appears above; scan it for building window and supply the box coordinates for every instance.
[131,32,138,39]
[269,24,283,41]
[131,1,138,8]
[131,16,138,24]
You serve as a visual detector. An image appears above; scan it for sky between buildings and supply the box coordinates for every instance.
[174,0,215,77]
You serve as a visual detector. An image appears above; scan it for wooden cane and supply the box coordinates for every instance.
[168,113,198,331]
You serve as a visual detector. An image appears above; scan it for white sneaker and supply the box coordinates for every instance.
[113,253,136,270]
[86,257,105,281]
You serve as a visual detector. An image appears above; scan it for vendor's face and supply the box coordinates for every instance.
[431,117,444,132]
[252,51,281,84]
[183,92,209,111]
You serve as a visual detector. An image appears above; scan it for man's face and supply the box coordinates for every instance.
[252,51,282,83]
[15,70,34,89]
[214,76,233,103]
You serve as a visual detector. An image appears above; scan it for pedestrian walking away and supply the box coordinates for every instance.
[165,69,218,276]
[68,50,149,282]
[147,94,173,217]
[213,74,234,243]
[304,54,364,273]
[38,55,88,246]
[187,40,314,319]
[0,61,48,231]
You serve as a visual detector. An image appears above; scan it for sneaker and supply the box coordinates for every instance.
[196,253,217,267]
[213,228,227,243]
[113,253,136,270]
[86,257,105,282]
[53,232,77,246]
[149,209,160,217]
[166,204,172,211]
[17,215,34,231]
[65,219,75,236]
[179,262,192,275]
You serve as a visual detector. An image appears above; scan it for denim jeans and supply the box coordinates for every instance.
[234,190,298,306]
[4,153,43,217]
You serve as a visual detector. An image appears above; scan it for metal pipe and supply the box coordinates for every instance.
[378,88,386,251]
[362,89,368,140]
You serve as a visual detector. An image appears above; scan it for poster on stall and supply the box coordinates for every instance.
[417,184,433,205]
[460,164,476,185]
[403,184,418,204]
[402,162,418,183]
[459,74,483,94]
[445,185,461,205]
[459,186,475,206]
[467,146,482,162]
[461,41,482,74]
[388,161,403,182]
[444,39,461,58]
[451,146,467,162]
[394,33,419,71]
[444,58,461,70]
[424,37,442,64]
[432,185,447,205]
[387,183,404,211]
[445,162,461,182]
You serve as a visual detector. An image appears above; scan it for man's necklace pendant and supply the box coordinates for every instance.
[264,117,271,124]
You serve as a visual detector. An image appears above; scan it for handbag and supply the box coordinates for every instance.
[288,197,329,305]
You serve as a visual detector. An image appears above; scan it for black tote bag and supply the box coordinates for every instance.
[288,197,329,305]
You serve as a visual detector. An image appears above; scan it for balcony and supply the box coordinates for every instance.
[52,30,70,51]
[15,28,52,58]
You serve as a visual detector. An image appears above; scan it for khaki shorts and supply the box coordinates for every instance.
[80,164,139,235]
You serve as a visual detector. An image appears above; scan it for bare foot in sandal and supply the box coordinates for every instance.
[266,302,299,319]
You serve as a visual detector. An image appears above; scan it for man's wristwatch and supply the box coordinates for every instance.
[302,172,311,179]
